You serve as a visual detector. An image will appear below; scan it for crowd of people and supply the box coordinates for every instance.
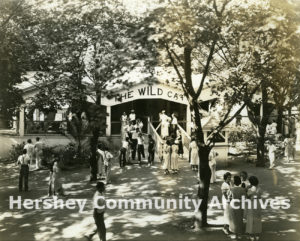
[222,171,262,241]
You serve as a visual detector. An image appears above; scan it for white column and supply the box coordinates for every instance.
[19,106,25,136]
[186,105,191,136]
[106,106,111,136]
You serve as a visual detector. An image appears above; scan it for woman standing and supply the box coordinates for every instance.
[171,142,179,174]
[284,135,293,163]
[209,150,218,183]
[228,176,246,239]
[162,139,171,174]
[267,140,277,169]
[245,176,262,241]
[221,172,232,235]
[189,138,199,171]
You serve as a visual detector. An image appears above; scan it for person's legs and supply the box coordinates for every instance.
[19,168,24,191]
[137,145,142,163]
[24,165,29,191]
[141,145,145,158]
[131,139,137,160]
[93,212,106,241]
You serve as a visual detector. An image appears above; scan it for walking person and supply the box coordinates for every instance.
[209,149,218,183]
[148,134,155,166]
[171,141,179,174]
[86,182,106,241]
[162,139,171,174]
[17,149,30,192]
[228,176,246,239]
[245,176,262,241]
[221,172,232,235]
[102,147,113,185]
[189,138,199,171]
[34,137,43,169]
[97,144,105,179]
[137,132,145,165]
[24,139,34,168]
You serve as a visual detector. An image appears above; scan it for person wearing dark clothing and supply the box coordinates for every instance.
[17,149,30,192]
[148,135,155,166]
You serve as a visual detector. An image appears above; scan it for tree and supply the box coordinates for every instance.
[24,0,154,180]
[148,0,267,228]
[0,0,43,128]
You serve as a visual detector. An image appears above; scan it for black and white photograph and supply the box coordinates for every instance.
[0,0,300,240]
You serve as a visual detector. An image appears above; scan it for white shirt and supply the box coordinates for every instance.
[129,113,136,121]
[137,136,144,145]
[171,117,178,125]
[99,150,113,166]
[93,191,106,214]
[17,154,30,165]
[122,140,129,149]
[24,143,34,156]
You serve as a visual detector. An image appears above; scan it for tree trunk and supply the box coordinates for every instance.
[256,121,267,167]
[191,100,211,228]
[90,128,99,181]
[277,108,283,134]
[194,146,211,229]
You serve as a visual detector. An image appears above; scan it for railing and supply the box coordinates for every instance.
[25,121,68,134]
[147,117,163,156]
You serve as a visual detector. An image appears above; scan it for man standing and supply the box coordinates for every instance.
[17,149,30,192]
[148,134,155,166]
[24,139,34,167]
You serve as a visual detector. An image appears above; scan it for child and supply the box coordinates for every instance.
[17,149,30,192]
[137,132,145,165]
[103,146,113,185]
[148,135,155,166]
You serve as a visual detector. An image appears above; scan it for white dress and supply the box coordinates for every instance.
[189,141,199,166]
[221,181,231,225]
[209,151,217,183]
[171,145,179,170]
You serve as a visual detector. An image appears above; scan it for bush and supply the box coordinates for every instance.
[4,143,25,163]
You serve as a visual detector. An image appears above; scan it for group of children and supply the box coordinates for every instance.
[222,171,262,241]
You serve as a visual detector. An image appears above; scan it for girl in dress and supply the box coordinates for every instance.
[171,142,179,174]
[246,176,262,241]
[228,176,246,239]
[189,138,199,171]
[209,150,218,183]
[221,172,232,235]
[267,140,276,169]
[162,139,172,174]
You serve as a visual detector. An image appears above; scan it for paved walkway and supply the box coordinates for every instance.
[0,151,299,241]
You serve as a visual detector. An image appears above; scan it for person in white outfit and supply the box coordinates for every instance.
[209,150,218,183]
[267,141,276,169]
